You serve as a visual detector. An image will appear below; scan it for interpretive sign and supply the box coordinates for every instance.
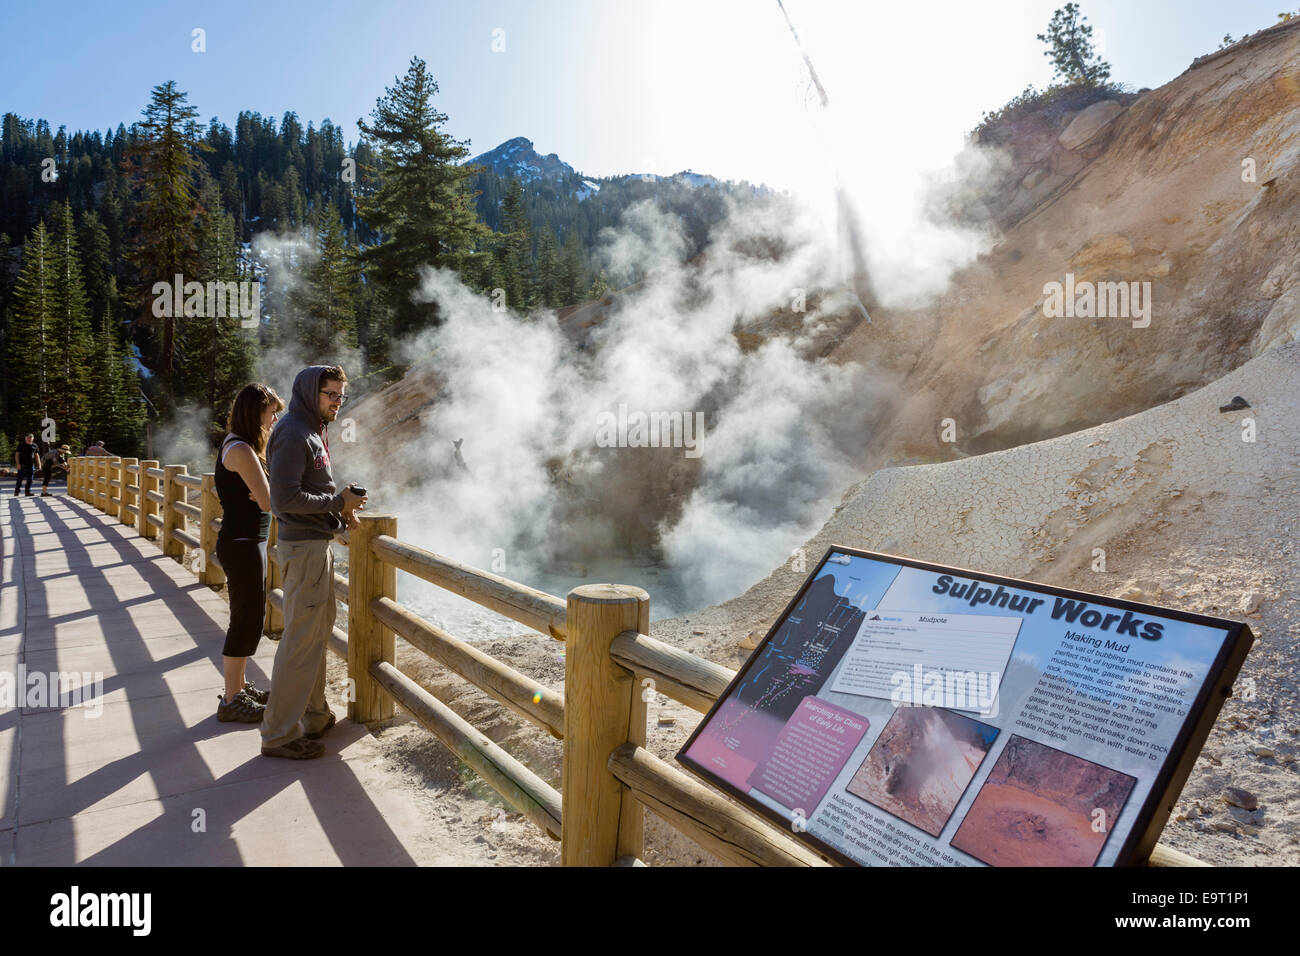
[678,547,1254,866]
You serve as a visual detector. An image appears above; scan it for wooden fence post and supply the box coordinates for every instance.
[562,584,650,866]
[200,473,225,587]
[620,592,651,861]
[107,458,121,518]
[97,457,109,511]
[74,457,85,500]
[120,458,138,527]
[264,517,284,638]
[162,464,186,559]
[68,458,79,500]
[348,513,397,724]
[139,460,159,538]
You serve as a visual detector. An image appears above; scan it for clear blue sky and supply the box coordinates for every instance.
[2,0,1291,190]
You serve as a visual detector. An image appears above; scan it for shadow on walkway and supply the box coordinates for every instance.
[1,494,420,865]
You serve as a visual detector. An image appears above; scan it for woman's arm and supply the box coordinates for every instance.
[225,442,272,512]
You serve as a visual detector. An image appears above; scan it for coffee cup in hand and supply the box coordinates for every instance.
[342,483,367,512]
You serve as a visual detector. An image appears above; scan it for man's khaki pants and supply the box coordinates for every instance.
[261,538,336,748]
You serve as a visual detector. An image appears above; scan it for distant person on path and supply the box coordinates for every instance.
[214,383,286,724]
[85,441,112,456]
[13,434,38,496]
[39,444,71,496]
[260,365,365,759]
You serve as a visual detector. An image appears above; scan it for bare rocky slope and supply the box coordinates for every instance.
[835,17,1300,463]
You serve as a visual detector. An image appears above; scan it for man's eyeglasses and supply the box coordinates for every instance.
[320,390,348,404]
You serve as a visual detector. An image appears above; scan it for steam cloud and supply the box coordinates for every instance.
[333,192,902,621]
[251,230,364,392]
[150,403,216,475]
[246,152,995,630]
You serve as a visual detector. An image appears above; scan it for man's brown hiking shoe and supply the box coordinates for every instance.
[261,737,324,759]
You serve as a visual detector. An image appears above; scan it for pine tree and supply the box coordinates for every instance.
[100,167,126,265]
[557,231,583,306]
[48,204,93,450]
[218,160,242,233]
[355,274,392,373]
[78,209,115,330]
[8,222,57,437]
[531,227,558,309]
[1037,4,1111,87]
[113,326,147,454]
[86,317,145,456]
[180,179,254,424]
[355,56,491,336]
[85,321,114,447]
[494,178,530,311]
[0,232,18,312]
[125,81,209,391]
[0,231,17,434]
[281,166,305,227]
[305,212,357,351]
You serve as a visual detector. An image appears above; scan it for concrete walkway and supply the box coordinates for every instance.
[0,490,449,865]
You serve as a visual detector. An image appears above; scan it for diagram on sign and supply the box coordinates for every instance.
[684,572,864,791]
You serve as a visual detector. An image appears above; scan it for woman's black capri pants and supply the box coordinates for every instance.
[215,538,268,657]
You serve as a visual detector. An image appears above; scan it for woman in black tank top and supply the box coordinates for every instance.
[214,383,285,723]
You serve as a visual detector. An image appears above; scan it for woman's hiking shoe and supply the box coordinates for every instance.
[261,737,324,759]
[242,681,269,705]
[217,690,265,723]
[305,712,336,740]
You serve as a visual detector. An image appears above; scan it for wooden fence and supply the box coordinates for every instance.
[62,455,1203,868]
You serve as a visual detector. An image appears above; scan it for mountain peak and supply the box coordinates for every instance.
[469,137,575,185]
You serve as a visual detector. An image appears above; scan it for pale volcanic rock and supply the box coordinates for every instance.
[1058,99,1126,150]
[1223,787,1259,810]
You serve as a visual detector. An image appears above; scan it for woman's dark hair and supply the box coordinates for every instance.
[225,383,285,462]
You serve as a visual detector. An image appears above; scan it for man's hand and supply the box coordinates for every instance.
[340,484,366,532]
[340,484,367,512]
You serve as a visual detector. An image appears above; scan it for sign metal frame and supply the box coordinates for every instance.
[677,545,1255,867]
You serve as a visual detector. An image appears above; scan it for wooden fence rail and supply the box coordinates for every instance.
[61,455,1204,868]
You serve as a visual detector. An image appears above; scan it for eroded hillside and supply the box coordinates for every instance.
[836,16,1300,462]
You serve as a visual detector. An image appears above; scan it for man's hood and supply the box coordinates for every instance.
[288,366,329,429]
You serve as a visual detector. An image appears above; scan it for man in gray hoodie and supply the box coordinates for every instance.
[261,365,366,759]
